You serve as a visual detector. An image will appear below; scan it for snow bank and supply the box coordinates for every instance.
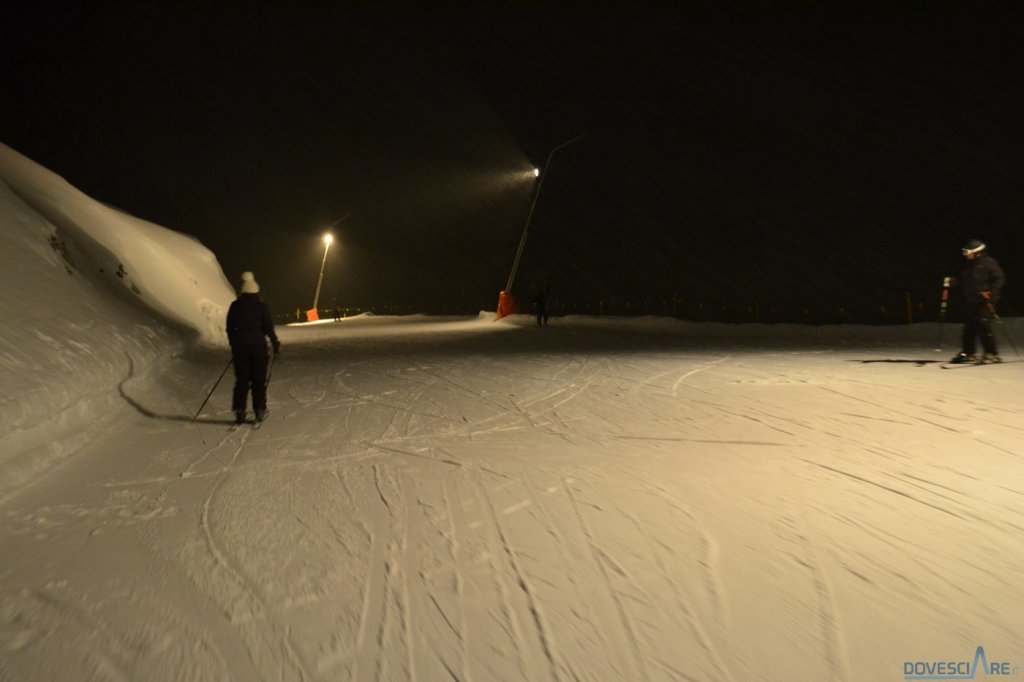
[0,144,236,500]
[0,143,235,345]
[0,180,176,499]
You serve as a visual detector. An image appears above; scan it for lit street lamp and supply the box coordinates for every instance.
[307,214,350,321]
[498,133,589,319]
[312,232,333,313]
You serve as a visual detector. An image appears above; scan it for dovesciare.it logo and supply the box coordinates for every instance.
[904,646,1020,680]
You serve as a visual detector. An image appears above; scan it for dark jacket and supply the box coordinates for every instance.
[227,294,280,351]
[958,254,1005,304]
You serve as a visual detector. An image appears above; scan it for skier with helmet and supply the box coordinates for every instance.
[949,239,1005,364]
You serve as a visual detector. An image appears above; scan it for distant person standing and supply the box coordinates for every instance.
[532,284,550,327]
[950,240,1005,364]
[226,272,280,423]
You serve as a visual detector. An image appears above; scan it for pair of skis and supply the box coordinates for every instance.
[940,359,1016,370]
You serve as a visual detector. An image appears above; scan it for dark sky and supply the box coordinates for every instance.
[2,3,1022,321]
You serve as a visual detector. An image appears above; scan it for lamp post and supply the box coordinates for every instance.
[312,232,333,313]
[498,133,588,319]
[308,214,350,320]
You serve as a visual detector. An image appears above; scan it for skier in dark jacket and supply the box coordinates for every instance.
[950,239,1005,363]
[226,271,280,422]
[532,284,550,327]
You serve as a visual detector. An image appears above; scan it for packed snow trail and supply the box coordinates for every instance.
[1,316,1022,681]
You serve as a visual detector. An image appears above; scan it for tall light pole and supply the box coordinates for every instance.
[504,132,589,296]
[312,232,333,312]
[309,214,350,318]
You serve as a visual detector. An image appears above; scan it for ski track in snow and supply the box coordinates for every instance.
[196,426,311,680]
[2,320,1023,680]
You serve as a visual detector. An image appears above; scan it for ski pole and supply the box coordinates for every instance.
[265,352,276,390]
[936,276,950,350]
[192,357,233,421]
[987,300,1021,360]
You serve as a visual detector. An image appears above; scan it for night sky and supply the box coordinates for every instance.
[2,4,1022,322]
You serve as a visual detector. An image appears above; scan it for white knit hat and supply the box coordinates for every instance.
[240,271,260,294]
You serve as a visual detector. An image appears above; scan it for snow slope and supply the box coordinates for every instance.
[1,147,1022,681]
[0,143,234,502]
[0,143,234,345]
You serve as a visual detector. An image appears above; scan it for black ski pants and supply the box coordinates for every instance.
[961,303,998,356]
[536,302,548,327]
[231,344,268,413]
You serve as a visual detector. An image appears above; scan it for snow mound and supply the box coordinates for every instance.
[0,143,235,345]
[0,144,237,499]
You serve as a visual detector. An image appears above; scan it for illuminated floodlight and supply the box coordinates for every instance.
[502,133,589,300]
[312,232,335,311]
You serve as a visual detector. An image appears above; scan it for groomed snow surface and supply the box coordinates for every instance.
[3,312,1023,681]
[2,144,1022,680]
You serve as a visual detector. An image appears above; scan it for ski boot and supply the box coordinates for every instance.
[254,409,266,422]
[982,353,1002,364]
[235,410,246,424]
[949,352,976,364]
